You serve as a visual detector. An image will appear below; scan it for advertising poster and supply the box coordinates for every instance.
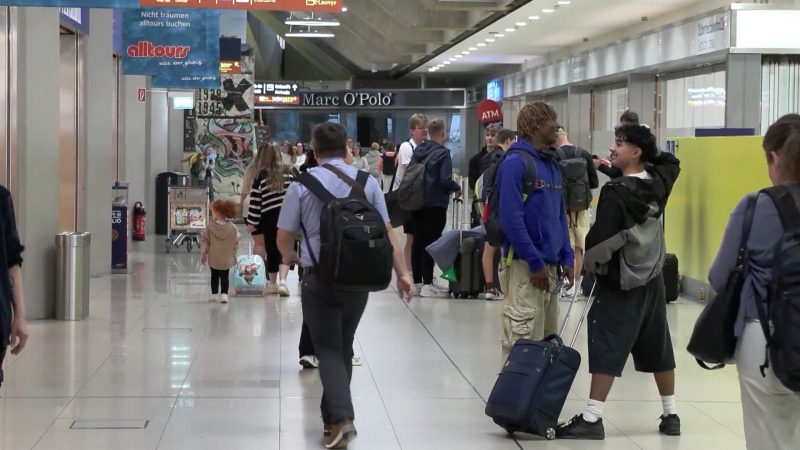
[139,0,342,12]
[122,8,219,81]
[191,118,256,204]
[151,8,220,89]
[2,1,138,7]
[111,206,128,272]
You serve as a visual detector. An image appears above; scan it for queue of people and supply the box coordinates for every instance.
[150,106,800,448]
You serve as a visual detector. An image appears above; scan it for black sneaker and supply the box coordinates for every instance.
[659,414,681,436]
[556,414,605,440]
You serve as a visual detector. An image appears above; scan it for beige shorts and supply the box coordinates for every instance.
[567,209,590,250]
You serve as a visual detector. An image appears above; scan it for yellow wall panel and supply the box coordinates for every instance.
[665,136,770,282]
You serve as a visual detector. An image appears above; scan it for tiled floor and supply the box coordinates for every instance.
[0,239,748,449]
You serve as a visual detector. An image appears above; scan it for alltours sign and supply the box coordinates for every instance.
[477,99,503,124]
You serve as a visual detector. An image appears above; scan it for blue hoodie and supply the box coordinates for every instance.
[497,139,573,273]
[411,140,461,209]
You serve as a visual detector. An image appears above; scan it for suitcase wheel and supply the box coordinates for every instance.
[545,427,556,440]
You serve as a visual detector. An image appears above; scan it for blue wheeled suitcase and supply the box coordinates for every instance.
[485,279,596,440]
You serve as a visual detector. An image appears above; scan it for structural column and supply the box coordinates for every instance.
[726,53,762,130]
[566,86,591,149]
[14,7,61,319]
[627,73,657,127]
[84,8,114,276]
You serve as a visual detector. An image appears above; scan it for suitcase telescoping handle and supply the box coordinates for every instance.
[557,275,597,348]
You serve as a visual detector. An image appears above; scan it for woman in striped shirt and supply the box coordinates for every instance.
[246,141,297,296]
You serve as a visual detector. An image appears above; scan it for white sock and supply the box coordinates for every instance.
[661,395,677,416]
[583,399,605,423]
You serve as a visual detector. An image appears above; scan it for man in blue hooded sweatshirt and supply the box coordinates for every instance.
[497,101,574,362]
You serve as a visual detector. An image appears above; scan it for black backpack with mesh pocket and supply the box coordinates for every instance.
[757,185,800,392]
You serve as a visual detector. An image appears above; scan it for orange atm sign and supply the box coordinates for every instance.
[138,0,342,12]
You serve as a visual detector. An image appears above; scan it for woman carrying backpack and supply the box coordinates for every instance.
[241,148,268,263]
[246,141,297,297]
[709,114,800,449]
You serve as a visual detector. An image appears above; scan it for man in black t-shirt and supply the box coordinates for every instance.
[468,124,500,227]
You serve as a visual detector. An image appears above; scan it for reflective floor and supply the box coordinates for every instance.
[0,239,746,449]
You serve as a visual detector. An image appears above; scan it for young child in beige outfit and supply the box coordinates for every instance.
[200,200,240,303]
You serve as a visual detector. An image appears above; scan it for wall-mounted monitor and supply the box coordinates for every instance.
[172,96,194,110]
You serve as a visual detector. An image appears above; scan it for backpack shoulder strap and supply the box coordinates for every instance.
[762,185,800,231]
[556,147,568,160]
[297,172,336,203]
[508,149,537,196]
[322,164,367,199]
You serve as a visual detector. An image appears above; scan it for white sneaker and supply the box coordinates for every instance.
[352,356,363,366]
[420,284,445,298]
[278,283,290,297]
[561,285,577,298]
[412,283,422,296]
[264,283,279,295]
[299,355,319,369]
[209,294,218,302]
[219,293,229,304]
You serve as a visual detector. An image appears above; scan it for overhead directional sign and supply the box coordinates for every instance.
[139,0,342,12]
[0,1,138,6]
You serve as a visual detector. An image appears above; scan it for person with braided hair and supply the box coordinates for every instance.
[496,101,574,362]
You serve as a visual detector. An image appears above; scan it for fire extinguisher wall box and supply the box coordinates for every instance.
[133,202,147,241]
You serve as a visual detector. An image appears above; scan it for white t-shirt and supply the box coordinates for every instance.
[629,170,651,180]
[393,139,419,191]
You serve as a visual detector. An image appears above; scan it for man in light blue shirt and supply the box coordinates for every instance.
[276,122,412,449]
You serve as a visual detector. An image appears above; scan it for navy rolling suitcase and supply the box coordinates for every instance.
[485,279,596,440]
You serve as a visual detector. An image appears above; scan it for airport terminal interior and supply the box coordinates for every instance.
[1,0,800,449]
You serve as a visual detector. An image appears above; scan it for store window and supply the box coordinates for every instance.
[761,55,800,134]
[658,67,726,146]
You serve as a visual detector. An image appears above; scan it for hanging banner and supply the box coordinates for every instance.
[0,1,138,6]
[150,8,220,89]
[123,8,220,84]
[139,0,342,12]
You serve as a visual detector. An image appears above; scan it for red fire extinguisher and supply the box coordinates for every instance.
[133,202,146,241]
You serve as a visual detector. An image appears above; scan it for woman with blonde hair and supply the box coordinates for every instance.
[246,141,297,296]
[241,148,268,261]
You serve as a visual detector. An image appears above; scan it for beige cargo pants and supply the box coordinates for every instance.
[499,260,560,363]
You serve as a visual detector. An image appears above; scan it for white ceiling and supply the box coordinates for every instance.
[418,0,708,74]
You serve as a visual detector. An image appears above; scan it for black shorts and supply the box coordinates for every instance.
[403,219,415,235]
[588,275,676,377]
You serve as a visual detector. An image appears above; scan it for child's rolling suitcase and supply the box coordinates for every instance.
[234,241,267,296]
[448,198,484,298]
[485,279,596,440]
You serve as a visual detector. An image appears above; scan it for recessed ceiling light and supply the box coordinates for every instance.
[495,33,505,37]
[443,61,451,65]
[429,68,437,72]
[543,8,554,13]
[558,1,571,4]
[469,47,477,51]
[477,42,486,47]
[448,57,457,61]
[529,15,540,20]
[516,22,528,27]
[462,51,470,55]
[342,7,348,12]
[505,28,516,32]
[455,54,463,58]
[485,38,495,42]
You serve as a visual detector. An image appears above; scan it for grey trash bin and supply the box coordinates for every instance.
[56,232,91,321]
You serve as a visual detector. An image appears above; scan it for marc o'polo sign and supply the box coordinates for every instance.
[254,89,466,109]
[139,0,342,12]
[303,92,394,107]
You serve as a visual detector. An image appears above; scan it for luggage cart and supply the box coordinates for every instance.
[165,186,209,253]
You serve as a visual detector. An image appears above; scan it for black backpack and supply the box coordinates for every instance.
[297,165,393,292]
[484,149,537,247]
[396,145,442,211]
[556,146,592,212]
[756,185,800,392]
